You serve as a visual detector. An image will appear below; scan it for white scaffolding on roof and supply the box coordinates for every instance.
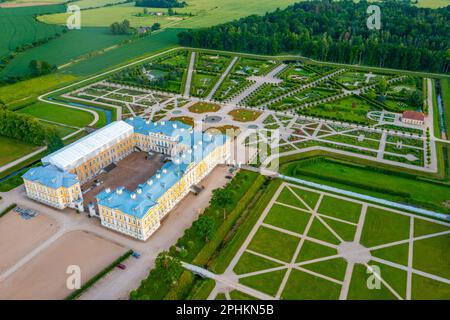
[42,121,134,171]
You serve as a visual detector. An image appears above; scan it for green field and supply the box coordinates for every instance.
[39,0,301,29]
[17,102,94,127]
[1,27,130,78]
[0,73,77,105]
[0,136,41,167]
[0,4,65,58]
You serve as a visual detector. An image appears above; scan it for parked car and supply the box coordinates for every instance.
[225,175,233,179]
[132,251,141,259]
[116,263,127,270]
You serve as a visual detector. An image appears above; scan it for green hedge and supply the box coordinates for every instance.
[65,249,132,300]
[0,203,17,218]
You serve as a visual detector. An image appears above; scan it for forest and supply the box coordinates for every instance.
[178,0,450,73]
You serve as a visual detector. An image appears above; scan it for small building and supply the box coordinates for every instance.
[401,111,424,125]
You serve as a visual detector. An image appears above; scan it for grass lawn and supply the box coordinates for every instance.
[239,269,286,296]
[0,136,41,167]
[17,102,94,127]
[370,242,409,266]
[233,252,281,275]
[414,218,449,237]
[307,218,341,245]
[360,207,411,247]
[0,74,77,105]
[289,186,321,209]
[264,203,311,235]
[169,116,194,126]
[188,102,220,113]
[347,263,405,300]
[411,274,450,299]
[296,240,337,262]
[301,258,348,281]
[317,195,362,224]
[281,269,341,299]
[413,234,450,279]
[229,290,258,300]
[276,187,309,210]
[228,109,262,122]
[320,217,356,242]
[247,226,299,263]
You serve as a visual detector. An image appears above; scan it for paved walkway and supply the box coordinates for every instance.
[184,51,196,97]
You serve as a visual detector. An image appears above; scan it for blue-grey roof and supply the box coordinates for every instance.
[97,119,229,218]
[22,165,79,189]
[125,117,191,138]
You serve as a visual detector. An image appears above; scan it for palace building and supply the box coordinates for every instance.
[23,117,231,240]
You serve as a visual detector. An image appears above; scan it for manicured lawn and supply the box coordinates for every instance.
[412,274,450,299]
[317,195,362,223]
[301,258,348,281]
[169,116,194,127]
[228,109,262,122]
[347,263,406,300]
[188,102,220,113]
[247,226,299,263]
[281,269,341,299]
[0,136,41,167]
[264,203,311,234]
[360,207,411,247]
[370,243,409,266]
[296,240,337,262]
[413,234,450,279]
[414,218,449,237]
[229,290,258,300]
[233,252,281,275]
[276,187,309,210]
[289,186,321,209]
[307,218,341,245]
[320,217,356,242]
[19,102,94,128]
[239,269,286,296]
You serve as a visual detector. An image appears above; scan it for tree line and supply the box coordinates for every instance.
[0,107,64,152]
[177,0,450,73]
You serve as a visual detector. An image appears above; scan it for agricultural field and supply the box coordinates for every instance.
[0,4,65,58]
[1,27,131,78]
[209,182,450,300]
[38,0,302,29]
